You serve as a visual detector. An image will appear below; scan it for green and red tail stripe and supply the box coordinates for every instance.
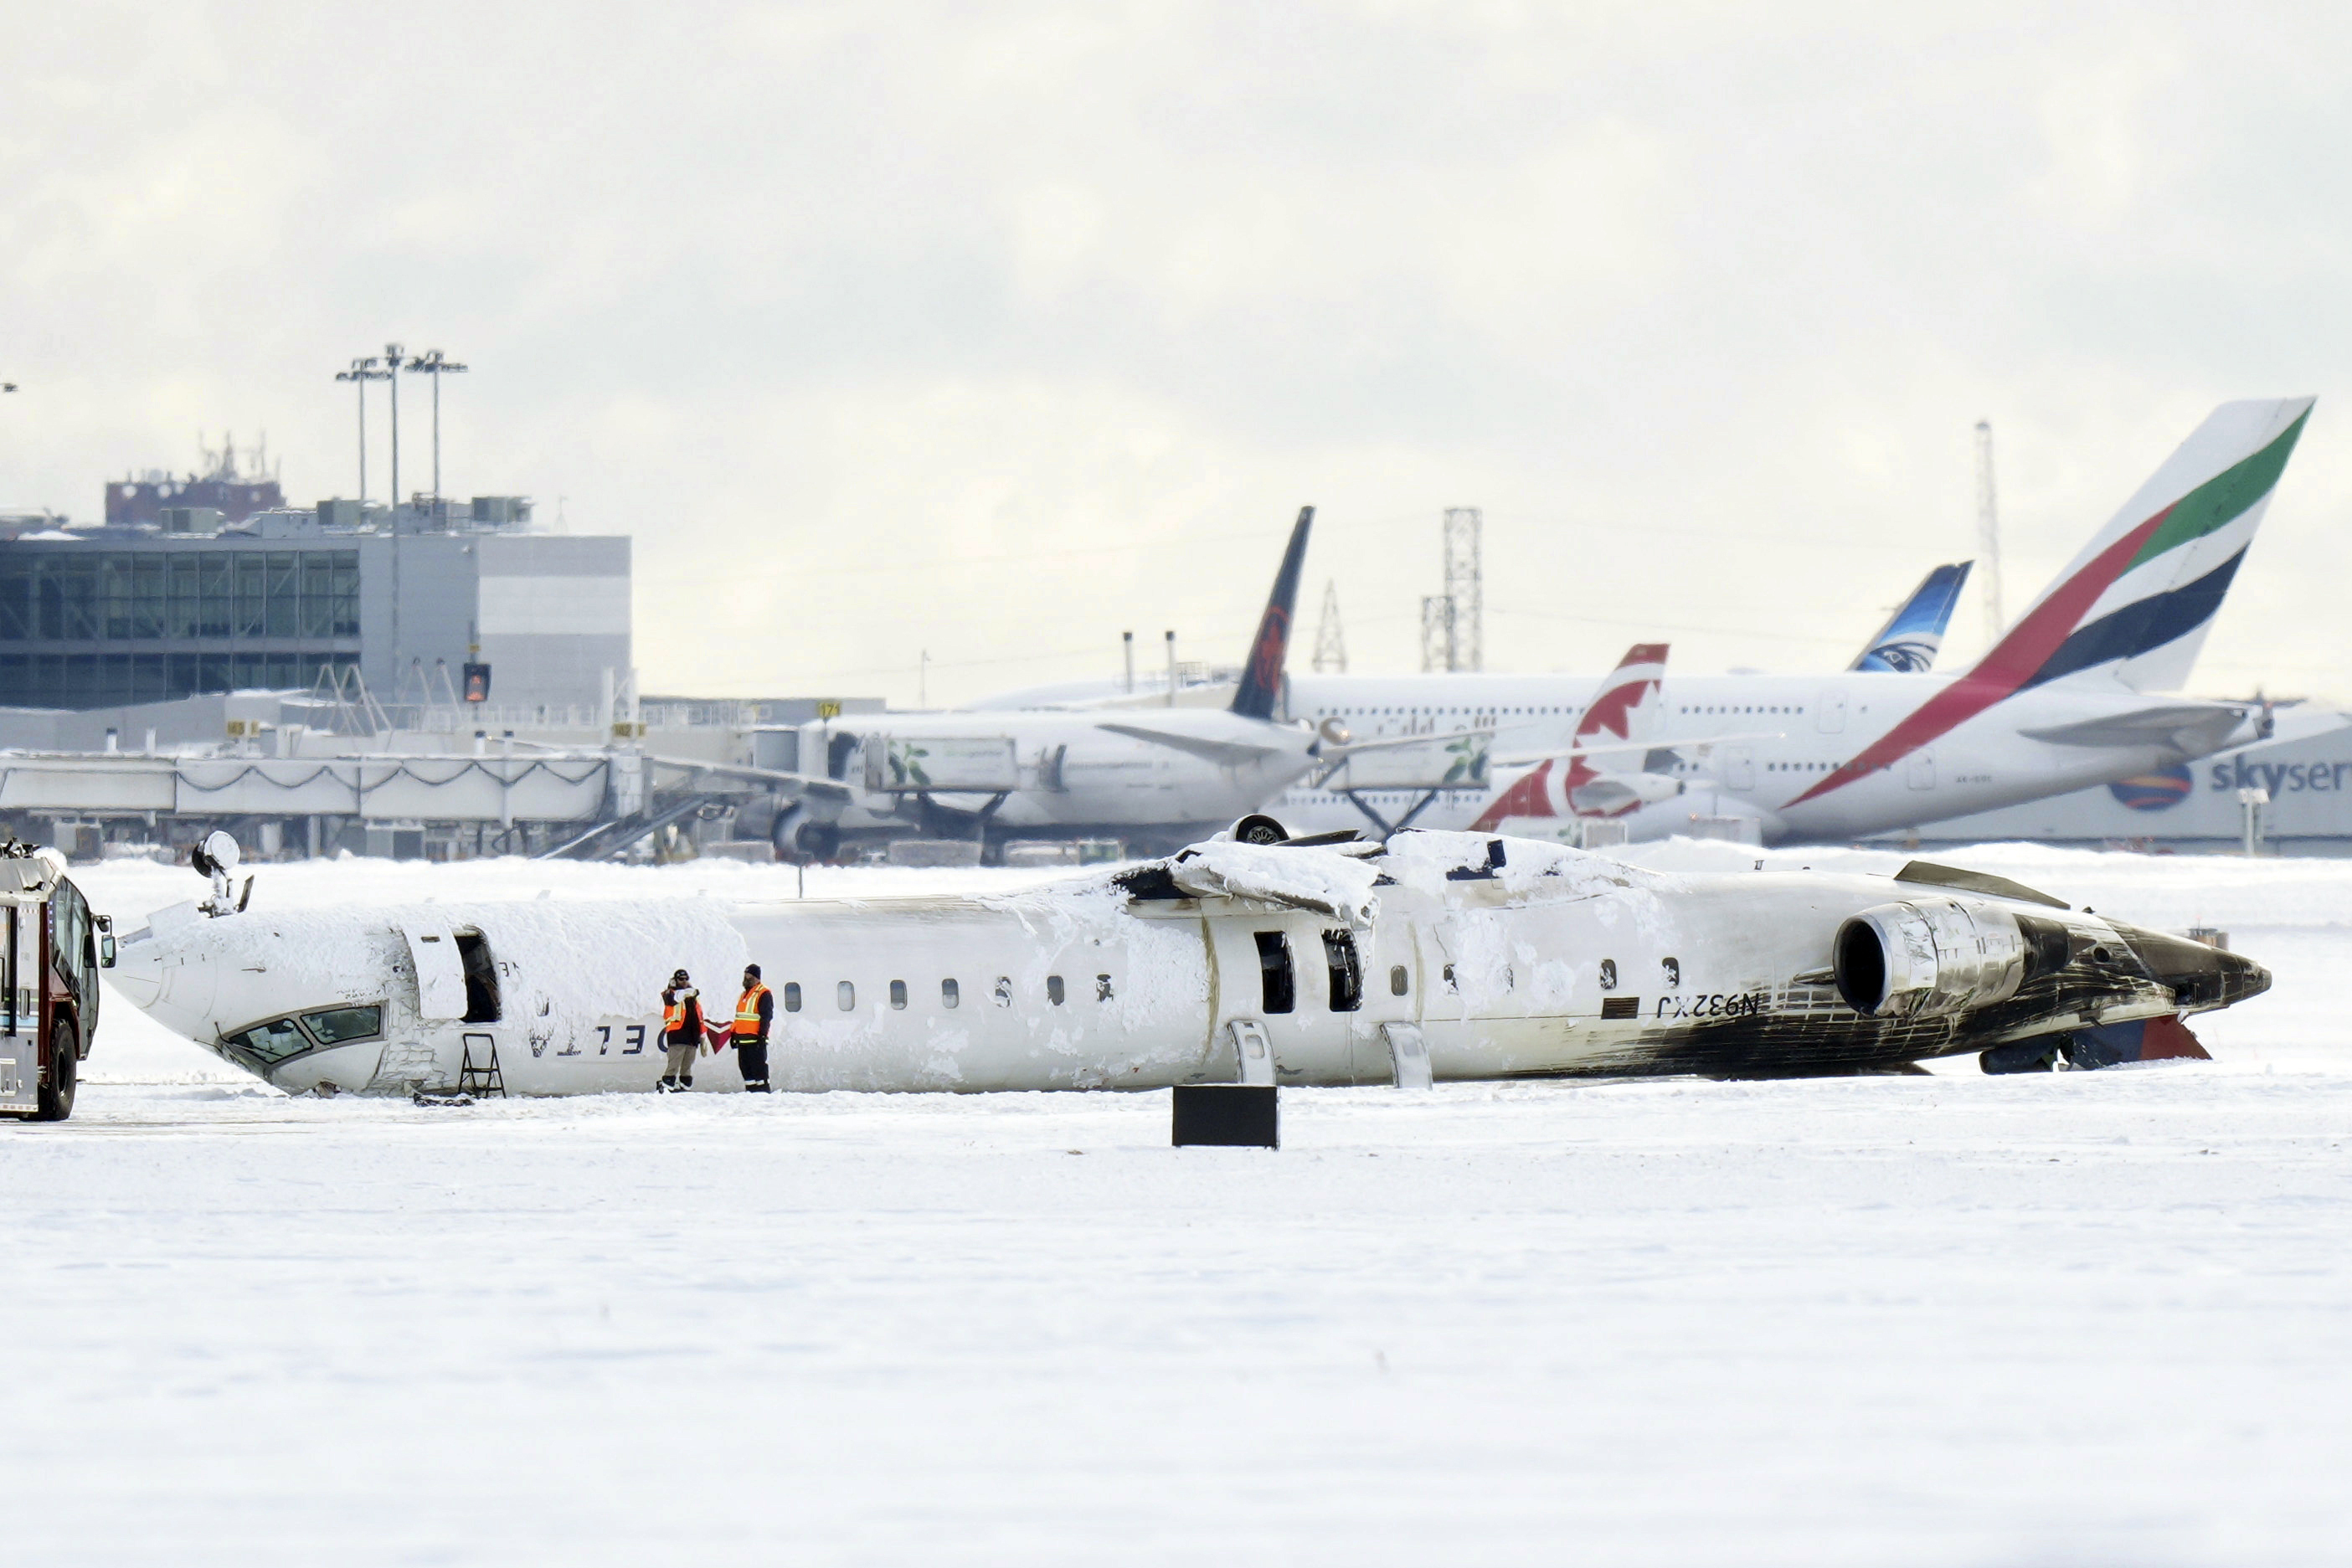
[1789,401,2309,807]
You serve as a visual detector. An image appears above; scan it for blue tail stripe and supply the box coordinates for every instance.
[2020,548,2244,691]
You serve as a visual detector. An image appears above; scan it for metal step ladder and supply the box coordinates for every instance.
[458,1032,507,1098]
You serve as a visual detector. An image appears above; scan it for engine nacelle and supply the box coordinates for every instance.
[1833,897,2030,1018]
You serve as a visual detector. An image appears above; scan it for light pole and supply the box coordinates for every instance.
[383,342,406,514]
[402,349,468,514]
[333,357,390,505]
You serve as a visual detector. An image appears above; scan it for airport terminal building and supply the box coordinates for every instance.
[0,503,630,715]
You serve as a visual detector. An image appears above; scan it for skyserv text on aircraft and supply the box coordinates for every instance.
[107,825,2267,1096]
[1270,398,2310,845]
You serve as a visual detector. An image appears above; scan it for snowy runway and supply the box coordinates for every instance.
[7,847,2351,1564]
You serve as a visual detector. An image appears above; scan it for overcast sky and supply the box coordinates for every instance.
[4,2,2348,707]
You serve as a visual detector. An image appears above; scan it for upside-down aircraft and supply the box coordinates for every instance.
[1270,398,2306,844]
[107,821,2267,1096]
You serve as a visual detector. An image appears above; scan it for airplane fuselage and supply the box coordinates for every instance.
[1275,671,2253,843]
[106,832,2266,1097]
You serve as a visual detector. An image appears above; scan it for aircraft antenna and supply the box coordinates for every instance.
[1974,420,2004,641]
[1311,578,1348,673]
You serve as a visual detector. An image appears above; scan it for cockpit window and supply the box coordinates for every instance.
[224,1016,315,1064]
[303,1005,383,1045]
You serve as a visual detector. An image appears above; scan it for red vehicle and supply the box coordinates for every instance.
[3,843,111,1123]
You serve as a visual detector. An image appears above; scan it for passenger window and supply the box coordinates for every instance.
[1254,932,1295,1014]
[1599,959,1618,991]
[1661,957,1680,989]
[1443,963,1457,992]
[942,978,960,1009]
[783,982,802,1013]
[994,976,1012,1007]
[836,980,856,1010]
[1096,974,1113,1002]
[1321,929,1361,1012]
[1047,974,1065,1006]
[889,979,908,1010]
[1390,964,1408,996]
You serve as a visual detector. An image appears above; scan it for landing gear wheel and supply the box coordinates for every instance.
[34,1020,77,1122]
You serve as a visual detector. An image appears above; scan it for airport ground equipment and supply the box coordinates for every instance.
[106,817,2267,1100]
[1,841,112,1122]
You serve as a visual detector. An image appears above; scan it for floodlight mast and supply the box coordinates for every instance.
[332,357,392,506]
[384,342,405,513]
[403,349,469,512]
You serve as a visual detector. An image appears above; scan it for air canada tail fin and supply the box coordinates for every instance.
[1574,642,1669,747]
[1230,506,1313,721]
[1850,563,1971,673]
[1972,398,2313,696]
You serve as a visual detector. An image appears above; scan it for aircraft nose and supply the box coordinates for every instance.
[2113,923,2272,1010]
[106,931,164,1008]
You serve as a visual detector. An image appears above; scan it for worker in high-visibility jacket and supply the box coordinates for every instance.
[657,969,704,1092]
[730,964,775,1092]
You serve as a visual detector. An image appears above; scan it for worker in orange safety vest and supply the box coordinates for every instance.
[658,969,704,1092]
[728,964,775,1092]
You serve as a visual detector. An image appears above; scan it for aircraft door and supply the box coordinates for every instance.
[1907,749,1937,790]
[399,921,470,1021]
[1816,689,1847,733]
[1722,746,1756,791]
[1,902,35,1113]
[1203,914,1353,1085]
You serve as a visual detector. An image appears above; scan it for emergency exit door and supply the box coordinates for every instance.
[1,903,39,1113]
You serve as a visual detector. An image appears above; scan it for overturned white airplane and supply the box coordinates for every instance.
[107,823,2267,1097]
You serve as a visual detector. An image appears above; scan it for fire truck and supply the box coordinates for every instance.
[3,841,111,1123]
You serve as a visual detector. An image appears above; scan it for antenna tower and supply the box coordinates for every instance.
[1311,578,1348,674]
[1419,507,1484,672]
[1974,420,2004,641]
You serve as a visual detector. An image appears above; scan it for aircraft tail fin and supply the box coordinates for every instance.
[1471,643,1669,830]
[1573,642,1670,747]
[1850,563,1971,673]
[1969,398,2313,697]
[1229,506,1313,721]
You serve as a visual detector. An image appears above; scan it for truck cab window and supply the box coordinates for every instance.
[1322,930,1361,1012]
[1254,932,1294,1014]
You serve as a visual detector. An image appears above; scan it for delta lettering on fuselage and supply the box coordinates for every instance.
[2211,757,2352,795]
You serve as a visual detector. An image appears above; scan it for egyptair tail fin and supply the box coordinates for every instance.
[1850,563,1971,673]
[1973,398,2312,696]
[1229,506,1313,721]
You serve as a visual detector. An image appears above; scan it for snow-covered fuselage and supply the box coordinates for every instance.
[106,832,2267,1097]
[1274,671,2259,844]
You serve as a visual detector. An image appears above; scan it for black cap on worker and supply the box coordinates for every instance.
[672,969,689,984]
[744,963,761,979]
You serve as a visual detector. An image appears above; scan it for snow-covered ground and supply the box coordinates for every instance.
[6,845,2350,1563]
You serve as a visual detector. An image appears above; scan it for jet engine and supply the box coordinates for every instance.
[1833,896,2042,1018]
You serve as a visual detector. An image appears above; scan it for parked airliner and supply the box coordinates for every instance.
[1269,399,2307,844]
